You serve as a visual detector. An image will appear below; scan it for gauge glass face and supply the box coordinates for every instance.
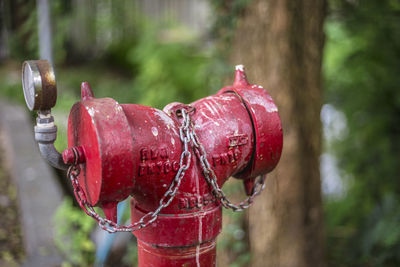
[22,63,37,110]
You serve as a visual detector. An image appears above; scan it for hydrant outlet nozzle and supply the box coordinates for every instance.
[63,146,86,165]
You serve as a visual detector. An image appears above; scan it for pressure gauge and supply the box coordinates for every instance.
[22,60,57,111]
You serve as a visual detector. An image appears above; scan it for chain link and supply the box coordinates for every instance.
[190,121,266,212]
[67,106,266,232]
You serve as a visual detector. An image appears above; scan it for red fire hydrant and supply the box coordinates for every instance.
[22,61,282,266]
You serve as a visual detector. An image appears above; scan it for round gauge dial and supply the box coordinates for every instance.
[22,61,40,110]
[21,60,57,111]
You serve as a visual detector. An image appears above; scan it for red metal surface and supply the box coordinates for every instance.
[137,239,216,267]
[65,66,282,266]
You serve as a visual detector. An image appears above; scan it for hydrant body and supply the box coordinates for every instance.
[65,67,282,266]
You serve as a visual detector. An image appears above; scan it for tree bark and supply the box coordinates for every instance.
[230,1,326,266]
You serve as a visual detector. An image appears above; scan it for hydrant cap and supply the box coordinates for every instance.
[67,87,135,206]
[218,66,283,178]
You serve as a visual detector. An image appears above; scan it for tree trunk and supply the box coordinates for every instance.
[230,1,326,266]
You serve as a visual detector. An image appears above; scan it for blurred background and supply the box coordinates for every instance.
[0,0,399,266]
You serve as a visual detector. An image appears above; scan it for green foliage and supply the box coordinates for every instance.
[53,198,96,267]
[324,0,400,265]
[50,0,73,64]
[218,209,250,267]
[210,0,253,47]
[122,241,139,266]
[209,0,254,88]
[0,62,26,105]
[126,22,214,109]
[7,2,38,60]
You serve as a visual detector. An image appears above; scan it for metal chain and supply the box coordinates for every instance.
[67,109,192,233]
[67,106,266,232]
[190,121,266,212]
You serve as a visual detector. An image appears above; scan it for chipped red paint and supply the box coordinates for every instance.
[65,66,282,266]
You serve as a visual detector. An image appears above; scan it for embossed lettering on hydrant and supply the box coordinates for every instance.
[139,147,179,176]
[212,149,241,167]
[227,134,248,147]
[140,147,169,160]
[178,193,216,210]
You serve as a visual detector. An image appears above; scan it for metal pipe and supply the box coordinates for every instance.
[34,112,67,170]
